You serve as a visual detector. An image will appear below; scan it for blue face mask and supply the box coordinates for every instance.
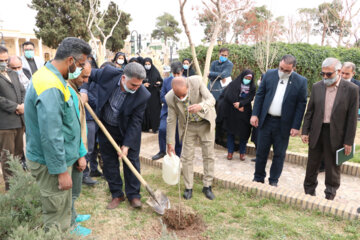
[16,70,23,76]
[122,79,136,94]
[219,56,228,62]
[25,50,34,59]
[183,65,189,70]
[68,66,82,80]
[243,78,251,85]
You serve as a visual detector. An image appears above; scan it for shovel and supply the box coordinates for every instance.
[84,102,170,215]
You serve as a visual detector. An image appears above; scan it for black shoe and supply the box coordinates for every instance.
[357,207,360,213]
[202,186,215,200]
[82,176,98,185]
[90,169,103,177]
[183,189,192,200]
[251,158,256,162]
[252,179,264,184]
[152,152,166,161]
[269,182,278,187]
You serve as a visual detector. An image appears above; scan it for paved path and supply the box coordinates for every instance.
[140,133,360,209]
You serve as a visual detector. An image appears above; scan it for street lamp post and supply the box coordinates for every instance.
[0,32,5,47]
[130,30,142,55]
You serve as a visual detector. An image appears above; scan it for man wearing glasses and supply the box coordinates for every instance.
[251,55,307,187]
[301,58,358,200]
[25,37,92,234]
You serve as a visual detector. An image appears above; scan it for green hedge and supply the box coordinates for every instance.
[179,43,360,92]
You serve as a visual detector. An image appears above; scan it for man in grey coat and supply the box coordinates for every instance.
[0,46,26,190]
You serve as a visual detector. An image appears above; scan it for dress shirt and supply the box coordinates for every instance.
[268,76,289,116]
[102,80,127,126]
[323,80,340,123]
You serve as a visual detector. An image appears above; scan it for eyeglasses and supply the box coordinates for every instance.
[73,56,85,71]
[320,71,336,78]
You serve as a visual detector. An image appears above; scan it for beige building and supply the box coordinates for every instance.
[0,29,56,61]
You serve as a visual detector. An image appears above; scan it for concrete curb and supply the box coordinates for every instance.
[139,154,359,220]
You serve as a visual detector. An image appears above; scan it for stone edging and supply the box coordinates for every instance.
[139,155,359,220]
[215,144,360,178]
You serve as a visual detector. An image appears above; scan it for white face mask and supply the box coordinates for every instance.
[175,94,188,102]
[117,59,124,65]
[343,78,351,82]
[144,65,151,70]
[278,70,292,79]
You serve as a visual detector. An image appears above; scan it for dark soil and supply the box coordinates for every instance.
[162,205,207,239]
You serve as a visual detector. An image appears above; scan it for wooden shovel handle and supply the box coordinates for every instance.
[84,102,148,187]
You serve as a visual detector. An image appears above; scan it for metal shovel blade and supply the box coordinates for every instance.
[146,189,170,215]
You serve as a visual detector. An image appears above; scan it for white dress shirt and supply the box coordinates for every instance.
[18,71,31,90]
[268,76,290,117]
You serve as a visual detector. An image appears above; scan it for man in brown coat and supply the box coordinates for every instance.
[301,57,359,200]
[0,46,26,190]
[166,75,216,200]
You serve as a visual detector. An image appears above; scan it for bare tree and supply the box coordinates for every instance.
[254,21,279,74]
[87,0,124,64]
[179,0,203,76]
[284,16,306,43]
[298,8,317,44]
[179,0,251,84]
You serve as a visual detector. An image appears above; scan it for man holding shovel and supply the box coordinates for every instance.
[166,76,217,200]
[85,62,150,209]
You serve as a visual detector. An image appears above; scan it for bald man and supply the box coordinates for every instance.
[165,75,217,200]
[67,61,93,232]
[8,56,31,89]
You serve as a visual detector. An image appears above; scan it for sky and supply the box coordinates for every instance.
[1,0,327,45]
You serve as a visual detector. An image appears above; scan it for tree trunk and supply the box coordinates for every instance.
[321,28,326,46]
[179,0,202,76]
[202,18,222,84]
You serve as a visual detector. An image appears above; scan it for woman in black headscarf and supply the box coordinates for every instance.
[221,69,256,161]
[142,57,163,133]
[112,52,128,69]
[129,57,138,63]
[182,58,195,77]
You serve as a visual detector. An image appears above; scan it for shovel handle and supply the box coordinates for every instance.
[84,102,148,187]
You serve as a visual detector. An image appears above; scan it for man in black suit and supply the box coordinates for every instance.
[88,62,150,209]
[302,58,358,200]
[8,56,31,90]
[250,55,307,186]
[0,46,26,190]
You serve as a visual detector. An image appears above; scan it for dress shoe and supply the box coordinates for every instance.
[357,207,360,213]
[325,194,335,200]
[129,198,142,208]
[82,176,97,186]
[202,186,215,200]
[240,154,246,161]
[227,153,233,160]
[90,169,103,177]
[183,189,192,200]
[251,158,256,162]
[252,179,264,184]
[152,151,166,161]
[106,196,125,209]
[269,182,278,187]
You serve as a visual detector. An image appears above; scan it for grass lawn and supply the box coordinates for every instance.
[76,165,360,240]
[287,124,360,163]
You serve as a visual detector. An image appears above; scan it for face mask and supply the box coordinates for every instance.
[323,74,338,87]
[145,65,151,70]
[343,78,351,82]
[183,65,189,70]
[278,70,291,79]
[68,61,82,80]
[219,56,227,62]
[16,70,23,76]
[25,50,34,59]
[0,62,6,71]
[117,59,124,65]
[175,94,188,102]
[122,78,136,94]
[243,78,251,85]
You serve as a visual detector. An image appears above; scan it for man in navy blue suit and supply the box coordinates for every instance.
[152,61,183,160]
[250,55,307,187]
[88,62,150,209]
